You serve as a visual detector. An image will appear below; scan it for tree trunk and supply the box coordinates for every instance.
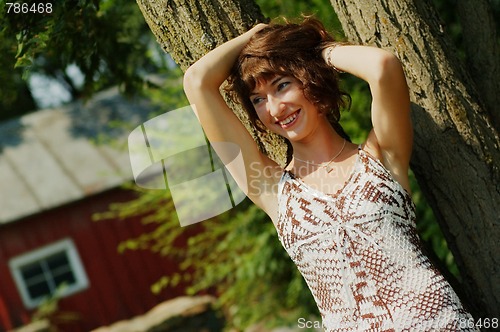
[456,0,500,129]
[136,0,288,163]
[136,0,500,319]
[329,0,500,318]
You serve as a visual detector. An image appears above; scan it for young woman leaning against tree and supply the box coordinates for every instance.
[183,17,477,331]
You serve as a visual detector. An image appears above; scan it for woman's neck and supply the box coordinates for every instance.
[291,122,345,163]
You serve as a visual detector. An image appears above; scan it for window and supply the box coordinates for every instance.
[9,238,89,309]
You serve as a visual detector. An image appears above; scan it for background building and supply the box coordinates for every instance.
[0,88,186,331]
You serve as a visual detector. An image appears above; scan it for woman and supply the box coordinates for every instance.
[183,17,476,331]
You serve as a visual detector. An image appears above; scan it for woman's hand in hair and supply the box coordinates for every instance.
[184,23,267,91]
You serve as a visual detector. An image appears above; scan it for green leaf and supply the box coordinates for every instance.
[14,56,32,68]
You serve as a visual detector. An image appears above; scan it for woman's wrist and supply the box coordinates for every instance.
[322,43,345,74]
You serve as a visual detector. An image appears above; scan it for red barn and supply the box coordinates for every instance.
[0,89,186,331]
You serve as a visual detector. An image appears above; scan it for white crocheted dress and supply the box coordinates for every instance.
[276,147,477,331]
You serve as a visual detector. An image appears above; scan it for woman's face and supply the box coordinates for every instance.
[250,75,322,142]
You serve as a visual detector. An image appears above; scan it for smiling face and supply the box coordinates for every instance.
[250,75,323,142]
[226,20,350,139]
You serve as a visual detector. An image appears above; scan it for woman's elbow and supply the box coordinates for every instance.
[183,63,221,94]
[377,52,404,81]
[183,65,202,92]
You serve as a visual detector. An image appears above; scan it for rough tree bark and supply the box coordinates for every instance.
[456,0,500,129]
[136,0,500,319]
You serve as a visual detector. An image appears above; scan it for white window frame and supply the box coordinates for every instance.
[9,238,89,309]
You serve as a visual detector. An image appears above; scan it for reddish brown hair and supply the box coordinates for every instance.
[226,17,350,139]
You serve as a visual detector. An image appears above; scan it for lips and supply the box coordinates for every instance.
[277,110,300,128]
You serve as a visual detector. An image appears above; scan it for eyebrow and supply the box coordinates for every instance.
[249,76,284,97]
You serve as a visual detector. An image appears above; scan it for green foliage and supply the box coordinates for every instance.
[256,0,343,39]
[4,0,155,92]
[0,0,163,120]
[0,6,37,119]
[145,68,188,115]
[338,78,371,143]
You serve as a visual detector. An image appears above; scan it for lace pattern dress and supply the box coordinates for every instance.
[276,147,477,331]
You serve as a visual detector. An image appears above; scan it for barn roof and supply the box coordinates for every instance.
[0,87,155,224]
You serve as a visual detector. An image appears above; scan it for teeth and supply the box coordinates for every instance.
[279,112,298,126]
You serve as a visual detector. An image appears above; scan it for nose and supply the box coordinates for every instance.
[268,95,285,118]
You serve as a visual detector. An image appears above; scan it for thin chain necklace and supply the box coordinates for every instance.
[293,139,346,173]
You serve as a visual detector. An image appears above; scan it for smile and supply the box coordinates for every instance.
[278,110,300,128]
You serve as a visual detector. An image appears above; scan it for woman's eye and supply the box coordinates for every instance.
[277,81,290,91]
[252,96,264,105]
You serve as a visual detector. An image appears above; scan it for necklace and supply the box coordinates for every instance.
[293,139,346,173]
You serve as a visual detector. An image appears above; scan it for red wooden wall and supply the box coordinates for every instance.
[0,188,190,331]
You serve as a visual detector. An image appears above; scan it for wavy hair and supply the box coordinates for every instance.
[226,17,351,140]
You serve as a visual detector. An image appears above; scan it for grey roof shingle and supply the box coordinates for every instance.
[0,87,154,224]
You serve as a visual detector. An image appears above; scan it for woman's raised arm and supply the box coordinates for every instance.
[183,24,281,218]
[184,24,267,92]
[322,45,413,191]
